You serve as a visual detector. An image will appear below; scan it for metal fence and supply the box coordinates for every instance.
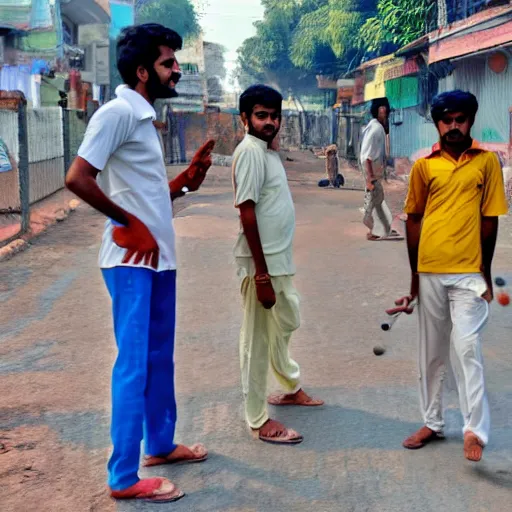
[27,107,65,204]
[0,92,87,246]
[0,97,30,242]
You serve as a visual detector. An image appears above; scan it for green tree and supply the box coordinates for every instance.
[236,0,318,92]
[290,0,372,72]
[359,0,436,54]
[236,0,376,93]
[135,0,201,42]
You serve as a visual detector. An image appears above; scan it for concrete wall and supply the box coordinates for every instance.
[163,109,334,164]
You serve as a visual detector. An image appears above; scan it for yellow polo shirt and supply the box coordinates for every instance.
[404,141,508,274]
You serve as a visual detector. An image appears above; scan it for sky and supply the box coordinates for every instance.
[192,0,264,87]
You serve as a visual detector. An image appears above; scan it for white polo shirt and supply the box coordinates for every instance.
[359,118,386,180]
[78,85,176,271]
[232,134,296,278]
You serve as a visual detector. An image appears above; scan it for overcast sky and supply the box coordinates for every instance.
[193,0,264,76]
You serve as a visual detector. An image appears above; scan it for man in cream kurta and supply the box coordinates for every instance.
[232,84,323,445]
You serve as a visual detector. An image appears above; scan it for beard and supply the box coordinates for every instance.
[248,120,279,143]
[146,68,178,101]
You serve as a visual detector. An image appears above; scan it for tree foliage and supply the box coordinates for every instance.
[290,0,364,70]
[236,0,377,93]
[135,0,201,42]
[359,0,436,54]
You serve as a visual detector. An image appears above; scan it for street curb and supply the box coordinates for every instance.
[0,199,81,263]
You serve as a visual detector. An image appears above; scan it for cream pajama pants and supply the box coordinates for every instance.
[239,275,301,429]
[363,180,393,238]
[418,273,490,445]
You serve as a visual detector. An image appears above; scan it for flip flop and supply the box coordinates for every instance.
[403,427,445,450]
[251,425,304,445]
[110,477,184,503]
[143,443,208,467]
[367,234,404,241]
[267,393,324,407]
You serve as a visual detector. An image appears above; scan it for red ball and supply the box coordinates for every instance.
[497,292,510,307]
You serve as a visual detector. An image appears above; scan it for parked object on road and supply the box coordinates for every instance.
[318,174,344,188]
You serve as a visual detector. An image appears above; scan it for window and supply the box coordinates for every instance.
[62,20,74,46]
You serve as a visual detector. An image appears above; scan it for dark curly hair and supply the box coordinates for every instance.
[431,90,479,124]
[117,23,183,88]
[239,85,283,118]
[370,97,390,119]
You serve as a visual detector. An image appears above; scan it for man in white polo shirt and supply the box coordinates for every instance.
[66,24,214,504]
[232,85,324,445]
[360,97,403,241]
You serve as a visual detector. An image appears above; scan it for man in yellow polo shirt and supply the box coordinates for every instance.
[391,90,508,463]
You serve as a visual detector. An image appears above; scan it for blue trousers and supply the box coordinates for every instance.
[102,267,178,491]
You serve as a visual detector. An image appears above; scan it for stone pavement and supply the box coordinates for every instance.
[1,158,511,512]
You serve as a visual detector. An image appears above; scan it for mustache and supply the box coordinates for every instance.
[264,125,276,131]
[444,129,463,138]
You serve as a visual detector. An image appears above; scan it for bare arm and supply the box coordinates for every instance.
[481,216,499,300]
[405,214,423,298]
[65,156,130,225]
[405,214,423,275]
[238,200,268,275]
[238,200,275,309]
[365,159,376,189]
[66,156,159,268]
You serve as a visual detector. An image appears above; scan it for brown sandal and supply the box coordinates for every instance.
[403,426,444,450]
[268,389,324,407]
[110,477,184,503]
[251,419,303,445]
[143,443,208,467]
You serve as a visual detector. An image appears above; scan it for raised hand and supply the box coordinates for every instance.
[170,140,216,194]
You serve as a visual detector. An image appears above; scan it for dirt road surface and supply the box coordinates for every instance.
[2,156,511,512]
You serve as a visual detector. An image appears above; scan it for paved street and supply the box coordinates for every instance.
[1,158,512,512]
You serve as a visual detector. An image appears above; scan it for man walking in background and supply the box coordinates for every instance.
[232,84,324,445]
[360,97,403,241]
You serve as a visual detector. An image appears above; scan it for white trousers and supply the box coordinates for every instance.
[239,276,301,429]
[418,273,490,445]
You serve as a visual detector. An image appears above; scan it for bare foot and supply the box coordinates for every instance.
[403,426,444,449]
[143,443,208,467]
[267,388,324,407]
[253,419,303,445]
[464,432,484,462]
